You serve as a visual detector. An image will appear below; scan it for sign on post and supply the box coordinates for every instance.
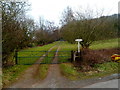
[75,39,82,53]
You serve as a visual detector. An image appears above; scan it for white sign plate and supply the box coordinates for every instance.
[75,39,82,42]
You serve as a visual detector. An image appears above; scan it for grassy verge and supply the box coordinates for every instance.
[78,62,119,80]
[60,62,119,80]
[60,63,80,80]
[59,38,119,80]
[3,42,58,87]
[3,65,30,87]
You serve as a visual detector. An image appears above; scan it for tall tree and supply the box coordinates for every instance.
[1,1,31,65]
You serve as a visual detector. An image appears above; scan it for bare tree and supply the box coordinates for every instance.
[60,6,75,25]
[1,1,32,65]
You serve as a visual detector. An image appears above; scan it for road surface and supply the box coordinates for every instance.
[84,79,119,88]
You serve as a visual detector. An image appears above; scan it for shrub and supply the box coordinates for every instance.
[75,48,110,71]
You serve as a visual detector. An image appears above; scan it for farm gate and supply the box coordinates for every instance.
[15,50,73,65]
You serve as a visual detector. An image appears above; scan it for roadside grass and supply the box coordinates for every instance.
[3,65,30,87]
[60,62,119,80]
[3,42,58,87]
[94,61,118,72]
[59,38,119,80]
[79,62,119,80]
[60,63,80,80]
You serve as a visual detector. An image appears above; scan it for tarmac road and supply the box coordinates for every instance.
[83,79,119,88]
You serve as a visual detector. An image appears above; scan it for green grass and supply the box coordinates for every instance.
[90,38,119,50]
[59,62,119,80]
[38,64,49,80]
[60,63,80,80]
[58,41,77,50]
[17,42,58,64]
[40,45,59,64]
[94,62,118,73]
[78,62,119,80]
[58,51,71,63]
[3,65,30,87]
[58,41,77,63]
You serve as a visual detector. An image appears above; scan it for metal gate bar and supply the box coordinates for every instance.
[15,50,72,65]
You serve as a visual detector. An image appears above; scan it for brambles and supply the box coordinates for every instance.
[74,48,120,71]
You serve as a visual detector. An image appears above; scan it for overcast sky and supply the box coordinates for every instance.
[27,0,119,26]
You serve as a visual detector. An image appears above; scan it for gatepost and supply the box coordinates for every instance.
[74,39,82,61]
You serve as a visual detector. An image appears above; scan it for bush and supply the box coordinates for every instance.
[75,48,110,71]
[27,43,36,47]
[3,53,15,67]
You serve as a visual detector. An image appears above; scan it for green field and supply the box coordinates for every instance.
[17,42,58,64]
[57,41,77,63]
[90,38,119,49]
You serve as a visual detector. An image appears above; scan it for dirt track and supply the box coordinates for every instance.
[32,46,71,88]
[8,46,56,88]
